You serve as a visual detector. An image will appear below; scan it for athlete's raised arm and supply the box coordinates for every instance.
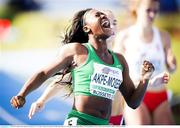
[10,43,79,109]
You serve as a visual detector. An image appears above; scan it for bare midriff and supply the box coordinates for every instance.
[73,95,112,119]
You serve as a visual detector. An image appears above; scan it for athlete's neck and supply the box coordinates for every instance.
[89,35,109,55]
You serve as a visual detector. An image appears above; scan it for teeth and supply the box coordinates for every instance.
[101,20,110,28]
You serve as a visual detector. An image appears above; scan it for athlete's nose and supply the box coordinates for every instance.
[100,13,106,19]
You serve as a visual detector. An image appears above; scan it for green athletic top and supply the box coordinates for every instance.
[71,43,123,100]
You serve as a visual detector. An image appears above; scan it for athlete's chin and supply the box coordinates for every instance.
[97,30,114,41]
[104,30,114,36]
[146,19,154,26]
[106,32,114,38]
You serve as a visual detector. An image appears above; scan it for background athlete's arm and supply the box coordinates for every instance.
[28,76,64,119]
[161,31,177,73]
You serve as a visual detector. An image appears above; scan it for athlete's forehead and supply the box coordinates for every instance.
[102,10,115,20]
[84,9,104,19]
[86,9,99,15]
[140,0,159,9]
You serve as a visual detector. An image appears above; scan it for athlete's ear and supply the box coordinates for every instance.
[83,25,90,33]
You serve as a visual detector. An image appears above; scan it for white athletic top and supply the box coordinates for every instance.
[121,25,166,90]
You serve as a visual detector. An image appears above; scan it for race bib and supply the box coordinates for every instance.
[90,63,123,100]
[64,117,78,126]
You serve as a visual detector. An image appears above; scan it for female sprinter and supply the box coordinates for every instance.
[27,10,125,125]
[114,0,176,125]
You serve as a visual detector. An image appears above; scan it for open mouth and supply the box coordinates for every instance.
[101,18,110,28]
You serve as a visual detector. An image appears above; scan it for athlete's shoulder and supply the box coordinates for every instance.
[63,42,86,52]
[59,42,87,58]
[158,29,171,47]
[114,52,127,66]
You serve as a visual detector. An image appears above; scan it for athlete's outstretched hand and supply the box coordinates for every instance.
[10,95,26,109]
[28,100,45,119]
[141,60,155,80]
[150,72,170,87]
[167,52,176,73]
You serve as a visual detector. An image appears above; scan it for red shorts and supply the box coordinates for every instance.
[109,115,123,125]
[143,90,168,113]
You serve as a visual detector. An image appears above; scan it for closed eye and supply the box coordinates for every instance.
[95,12,105,17]
[95,12,101,17]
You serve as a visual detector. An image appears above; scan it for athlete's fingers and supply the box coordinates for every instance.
[163,80,168,84]
[142,60,154,72]
[28,105,33,119]
[163,77,169,83]
[31,104,38,117]
[10,97,15,107]
[10,97,19,109]
[163,75,169,80]
[165,75,170,80]
[29,101,44,119]
[31,103,40,117]
[141,60,154,80]
[16,98,23,108]
[28,103,36,119]
[11,95,26,109]
[163,72,170,83]
[163,73,169,78]
[17,96,26,107]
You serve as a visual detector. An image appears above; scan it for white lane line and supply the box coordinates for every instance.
[0,106,26,125]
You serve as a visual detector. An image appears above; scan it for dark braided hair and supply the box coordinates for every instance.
[51,8,92,97]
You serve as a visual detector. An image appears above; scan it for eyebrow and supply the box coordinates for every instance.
[96,11,105,16]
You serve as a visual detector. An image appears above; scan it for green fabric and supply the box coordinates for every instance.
[65,109,109,125]
[71,43,123,97]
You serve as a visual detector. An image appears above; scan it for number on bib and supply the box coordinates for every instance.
[64,117,78,126]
